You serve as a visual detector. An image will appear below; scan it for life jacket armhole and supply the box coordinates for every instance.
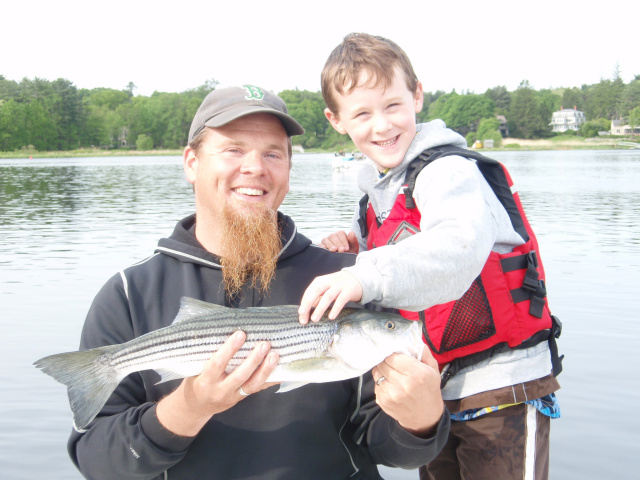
[357,194,370,238]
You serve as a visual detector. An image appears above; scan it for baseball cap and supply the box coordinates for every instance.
[188,84,305,143]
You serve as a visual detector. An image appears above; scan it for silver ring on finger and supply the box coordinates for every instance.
[375,376,386,386]
[238,386,251,397]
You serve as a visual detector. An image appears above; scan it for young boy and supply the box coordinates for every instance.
[298,33,562,480]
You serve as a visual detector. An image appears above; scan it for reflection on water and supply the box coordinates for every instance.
[1,151,640,480]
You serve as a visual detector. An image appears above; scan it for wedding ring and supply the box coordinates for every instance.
[238,386,251,397]
[375,376,386,386]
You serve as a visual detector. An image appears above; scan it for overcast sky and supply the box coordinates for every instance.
[2,0,637,98]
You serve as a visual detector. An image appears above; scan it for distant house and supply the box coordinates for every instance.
[496,115,509,137]
[550,106,586,133]
[611,119,640,135]
[119,127,129,147]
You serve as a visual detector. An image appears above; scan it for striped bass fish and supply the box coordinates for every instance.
[35,297,423,430]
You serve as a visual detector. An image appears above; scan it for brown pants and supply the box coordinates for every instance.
[419,403,550,480]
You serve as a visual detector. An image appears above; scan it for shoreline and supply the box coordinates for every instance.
[1,138,638,160]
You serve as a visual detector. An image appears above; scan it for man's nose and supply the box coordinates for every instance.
[240,151,266,174]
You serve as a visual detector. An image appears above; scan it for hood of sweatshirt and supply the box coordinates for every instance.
[357,119,467,222]
[155,212,312,267]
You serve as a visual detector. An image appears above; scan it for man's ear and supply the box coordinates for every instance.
[325,108,347,135]
[183,145,198,185]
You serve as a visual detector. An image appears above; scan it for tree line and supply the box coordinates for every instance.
[1,72,639,153]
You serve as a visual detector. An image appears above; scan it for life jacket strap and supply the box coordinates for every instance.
[549,315,564,377]
[506,251,547,318]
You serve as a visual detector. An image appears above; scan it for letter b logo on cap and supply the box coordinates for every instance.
[243,85,264,100]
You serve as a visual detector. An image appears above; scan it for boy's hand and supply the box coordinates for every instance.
[320,230,359,253]
[298,271,363,324]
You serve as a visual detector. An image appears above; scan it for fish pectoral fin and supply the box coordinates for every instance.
[154,369,186,384]
[276,381,311,393]
[172,297,227,324]
[273,358,339,393]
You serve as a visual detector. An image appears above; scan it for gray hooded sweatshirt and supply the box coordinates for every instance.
[344,120,553,400]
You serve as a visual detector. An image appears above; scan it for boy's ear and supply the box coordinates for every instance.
[324,108,347,135]
[414,81,424,113]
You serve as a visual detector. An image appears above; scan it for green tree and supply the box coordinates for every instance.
[0,99,27,150]
[561,87,586,111]
[484,86,511,113]
[585,77,625,120]
[126,82,137,98]
[0,76,21,100]
[580,118,611,137]
[428,92,495,136]
[476,117,503,146]
[620,79,640,119]
[136,133,153,150]
[279,89,336,149]
[629,106,640,131]
[537,89,561,137]
[84,88,130,110]
[465,131,477,147]
[81,88,130,148]
[24,100,57,150]
[47,78,82,150]
[418,90,446,122]
[508,80,549,139]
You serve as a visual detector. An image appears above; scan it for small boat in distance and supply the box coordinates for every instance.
[332,151,367,171]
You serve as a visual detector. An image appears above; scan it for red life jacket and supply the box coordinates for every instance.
[358,147,562,377]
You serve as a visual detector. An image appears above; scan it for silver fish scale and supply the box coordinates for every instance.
[109,307,339,375]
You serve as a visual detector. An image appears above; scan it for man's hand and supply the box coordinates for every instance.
[156,331,280,437]
[320,230,359,254]
[298,271,363,324]
[371,346,444,438]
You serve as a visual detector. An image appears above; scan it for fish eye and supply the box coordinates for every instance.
[385,321,396,330]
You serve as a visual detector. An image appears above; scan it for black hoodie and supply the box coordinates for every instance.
[68,213,449,480]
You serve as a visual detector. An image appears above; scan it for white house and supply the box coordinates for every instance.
[550,106,586,133]
[611,119,640,135]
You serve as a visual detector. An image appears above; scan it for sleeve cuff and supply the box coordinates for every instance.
[389,408,451,447]
[140,404,197,453]
[343,257,383,305]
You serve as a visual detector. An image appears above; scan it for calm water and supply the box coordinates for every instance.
[1,150,639,479]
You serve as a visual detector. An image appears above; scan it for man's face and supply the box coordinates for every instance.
[184,113,291,250]
[325,66,423,172]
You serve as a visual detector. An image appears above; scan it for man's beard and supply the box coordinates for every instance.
[219,202,282,300]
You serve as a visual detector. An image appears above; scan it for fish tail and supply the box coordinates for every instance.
[34,345,120,430]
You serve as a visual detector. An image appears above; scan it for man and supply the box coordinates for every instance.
[67,84,449,480]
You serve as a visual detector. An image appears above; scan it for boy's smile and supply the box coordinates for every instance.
[325,66,423,172]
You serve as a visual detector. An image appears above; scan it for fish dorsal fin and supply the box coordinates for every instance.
[313,307,358,322]
[172,297,227,324]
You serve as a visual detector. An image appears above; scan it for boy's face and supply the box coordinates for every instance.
[325,67,423,172]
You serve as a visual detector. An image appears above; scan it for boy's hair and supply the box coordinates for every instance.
[321,33,418,115]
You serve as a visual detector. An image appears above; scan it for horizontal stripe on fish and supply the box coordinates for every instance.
[109,321,337,374]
